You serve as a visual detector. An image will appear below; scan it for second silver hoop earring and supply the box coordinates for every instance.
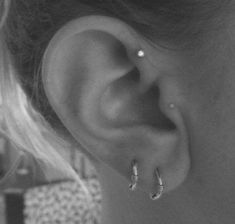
[129,160,138,191]
[150,168,164,200]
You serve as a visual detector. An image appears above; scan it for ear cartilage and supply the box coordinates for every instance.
[137,49,145,58]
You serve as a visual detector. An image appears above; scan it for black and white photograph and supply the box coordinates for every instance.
[0,0,234,223]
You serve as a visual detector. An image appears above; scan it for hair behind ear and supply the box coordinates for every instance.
[0,29,81,185]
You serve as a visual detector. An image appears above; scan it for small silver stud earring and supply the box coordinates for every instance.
[169,103,175,109]
[137,49,145,58]
[150,168,164,200]
[129,160,138,191]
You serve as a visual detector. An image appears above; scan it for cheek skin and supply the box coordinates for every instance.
[178,38,235,215]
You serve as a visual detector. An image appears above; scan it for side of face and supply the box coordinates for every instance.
[41,8,235,219]
[175,14,235,217]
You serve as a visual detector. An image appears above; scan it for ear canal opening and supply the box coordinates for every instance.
[125,67,141,83]
[114,67,176,132]
[100,66,176,132]
[141,84,176,131]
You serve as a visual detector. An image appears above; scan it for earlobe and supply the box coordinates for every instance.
[42,15,191,198]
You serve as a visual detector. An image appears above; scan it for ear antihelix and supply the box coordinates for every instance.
[98,48,176,132]
[99,68,140,124]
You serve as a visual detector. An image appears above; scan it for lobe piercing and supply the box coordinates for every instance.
[150,168,164,200]
[137,49,145,58]
[129,160,138,191]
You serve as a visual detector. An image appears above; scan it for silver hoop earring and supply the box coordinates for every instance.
[150,168,164,200]
[129,160,138,191]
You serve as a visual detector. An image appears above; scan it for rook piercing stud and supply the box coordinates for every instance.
[137,49,145,58]
[129,160,138,191]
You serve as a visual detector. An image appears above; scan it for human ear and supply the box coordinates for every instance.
[42,15,190,196]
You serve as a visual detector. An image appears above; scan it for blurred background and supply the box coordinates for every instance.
[0,113,101,224]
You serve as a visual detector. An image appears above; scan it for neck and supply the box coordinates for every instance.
[95,162,206,224]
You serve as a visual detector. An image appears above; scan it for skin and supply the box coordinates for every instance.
[95,25,235,224]
[41,5,235,224]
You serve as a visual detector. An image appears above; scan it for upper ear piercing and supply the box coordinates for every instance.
[129,160,138,191]
[137,49,145,58]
